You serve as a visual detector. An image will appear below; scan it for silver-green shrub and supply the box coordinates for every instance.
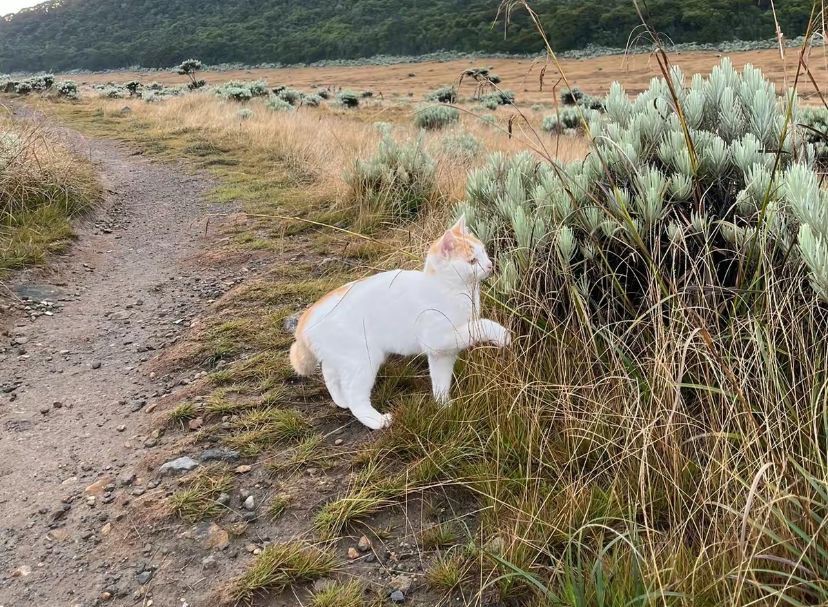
[301,93,323,107]
[266,97,294,112]
[56,80,79,100]
[458,59,828,318]
[346,130,436,221]
[426,85,457,104]
[337,90,360,108]
[441,131,482,162]
[414,105,459,130]
[799,106,827,166]
[215,80,268,102]
[541,107,600,134]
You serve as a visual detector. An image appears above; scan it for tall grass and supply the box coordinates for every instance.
[0,110,100,273]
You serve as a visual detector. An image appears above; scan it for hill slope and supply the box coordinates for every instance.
[0,0,814,73]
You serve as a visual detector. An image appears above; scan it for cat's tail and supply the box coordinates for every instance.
[289,339,318,376]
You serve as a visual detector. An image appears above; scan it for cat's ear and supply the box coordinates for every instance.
[439,229,457,257]
[451,214,467,235]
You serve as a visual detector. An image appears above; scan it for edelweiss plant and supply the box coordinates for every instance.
[458,58,827,320]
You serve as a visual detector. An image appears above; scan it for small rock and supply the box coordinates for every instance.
[187,417,203,431]
[116,424,126,432]
[216,493,231,506]
[390,574,413,594]
[243,495,255,511]
[159,456,198,474]
[99,591,113,601]
[201,554,218,570]
[390,590,405,603]
[201,448,239,462]
[100,522,112,536]
[39,405,51,415]
[136,570,153,585]
[334,438,344,446]
[118,471,136,486]
[11,565,32,577]
[91,361,102,369]
[358,535,371,552]
[347,547,359,560]
[234,464,252,474]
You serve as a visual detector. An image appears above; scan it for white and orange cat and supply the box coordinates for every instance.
[289,217,511,429]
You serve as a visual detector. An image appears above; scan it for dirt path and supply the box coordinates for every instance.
[0,111,242,606]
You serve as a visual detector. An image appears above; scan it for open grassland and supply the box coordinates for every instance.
[29,33,828,607]
[63,47,828,104]
[0,106,101,274]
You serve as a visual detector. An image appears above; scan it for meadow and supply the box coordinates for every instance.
[3,19,828,607]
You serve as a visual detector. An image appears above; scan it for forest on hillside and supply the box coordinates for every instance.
[0,0,816,72]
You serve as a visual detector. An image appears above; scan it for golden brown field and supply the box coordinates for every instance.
[64,47,828,104]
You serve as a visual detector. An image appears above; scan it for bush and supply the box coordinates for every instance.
[460,59,827,318]
[237,108,254,120]
[541,107,600,134]
[215,80,268,102]
[345,130,436,223]
[276,87,302,105]
[266,97,294,112]
[560,87,584,105]
[14,82,32,95]
[441,131,482,162]
[125,81,142,96]
[800,106,828,167]
[315,89,330,100]
[98,85,125,99]
[187,79,207,90]
[414,105,459,130]
[480,90,515,107]
[55,80,79,100]
[426,85,457,103]
[301,93,323,107]
[336,90,360,108]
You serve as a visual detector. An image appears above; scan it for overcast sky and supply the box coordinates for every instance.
[0,0,44,15]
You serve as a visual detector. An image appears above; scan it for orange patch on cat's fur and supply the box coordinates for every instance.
[295,282,354,338]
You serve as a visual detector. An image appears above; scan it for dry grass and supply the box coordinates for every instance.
[0,107,101,273]
[63,48,828,103]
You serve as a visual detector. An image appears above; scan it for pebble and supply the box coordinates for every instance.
[390,590,405,603]
[136,570,153,585]
[347,547,359,560]
[159,456,198,474]
[334,438,344,446]
[358,535,371,552]
[234,465,252,474]
[91,361,102,369]
[243,495,255,510]
[390,574,413,594]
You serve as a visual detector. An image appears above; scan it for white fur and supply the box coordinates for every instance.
[290,218,511,430]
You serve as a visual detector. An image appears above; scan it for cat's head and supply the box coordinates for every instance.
[425,216,493,283]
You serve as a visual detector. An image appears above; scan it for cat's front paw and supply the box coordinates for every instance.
[492,327,512,348]
[379,413,393,429]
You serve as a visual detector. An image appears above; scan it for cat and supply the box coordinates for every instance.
[288,216,511,430]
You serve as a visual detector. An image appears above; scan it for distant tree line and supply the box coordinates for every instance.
[0,0,816,73]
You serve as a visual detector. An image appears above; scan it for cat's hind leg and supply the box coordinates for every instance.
[342,363,391,430]
[321,362,348,409]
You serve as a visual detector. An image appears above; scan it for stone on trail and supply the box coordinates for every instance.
[159,456,198,474]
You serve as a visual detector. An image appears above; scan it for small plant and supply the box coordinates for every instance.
[426,553,470,593]
[560,87,584,105]
[176,58,205,89]
[336,90,359,108]
[229,542,335,603]
[414,105,459,130]
[267,494,291,520]
[237,108,254,120]
[266,97,295,112]
[426,85,457,103]
[168,402,198,425]
[168,467,232,522]
[310,579,365,607]
[345,130,437,223]
[316,89,330,100]
[14,82,32,95]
